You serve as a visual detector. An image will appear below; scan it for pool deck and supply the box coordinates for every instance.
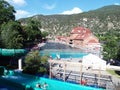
[49,59,120,89]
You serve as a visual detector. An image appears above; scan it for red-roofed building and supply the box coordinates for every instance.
[69,26,98,45]
[56,26,102,56]
[56,36,68,42]
[69,26,101,56]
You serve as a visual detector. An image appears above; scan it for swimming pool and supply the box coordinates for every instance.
[0,70,103,90]
[40,78,104,90]
[0,77,104,90]
[40,49,88,59]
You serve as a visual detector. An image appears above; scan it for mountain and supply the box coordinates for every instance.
[19,5,120,37]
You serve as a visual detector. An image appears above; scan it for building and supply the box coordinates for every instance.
[69,26,101,55]
[56,26,102,56]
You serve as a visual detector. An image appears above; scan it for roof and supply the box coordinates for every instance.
[74,33,90,40]
[56,36,68,42]
[71,26,91,34]
[70,26,92,40]
[87,39,99,43]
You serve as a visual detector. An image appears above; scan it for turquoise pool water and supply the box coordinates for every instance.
[0,70,104,90]
[40,49,88,59]
[39,78,103,90]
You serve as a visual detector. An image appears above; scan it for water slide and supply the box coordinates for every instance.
[0,48,27,56]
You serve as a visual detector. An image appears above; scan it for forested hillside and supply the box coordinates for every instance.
[19,5,120,37]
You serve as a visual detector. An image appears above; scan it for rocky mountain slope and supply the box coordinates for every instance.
[19,5,120,37]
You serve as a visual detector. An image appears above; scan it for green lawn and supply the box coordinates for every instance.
[107,69,120,78]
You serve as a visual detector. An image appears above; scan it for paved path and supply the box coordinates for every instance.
[107,65,120,71]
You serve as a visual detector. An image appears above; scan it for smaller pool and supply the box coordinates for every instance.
[40,49,88,59]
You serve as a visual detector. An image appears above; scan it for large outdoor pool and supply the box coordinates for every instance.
[40,49,88,59]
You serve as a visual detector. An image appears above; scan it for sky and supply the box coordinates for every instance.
[5,0,120,19]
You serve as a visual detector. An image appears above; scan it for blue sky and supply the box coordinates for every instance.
[5,0,120,19]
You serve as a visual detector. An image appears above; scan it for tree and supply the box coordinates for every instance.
[103,39,118,60]
[0,0,16,47]
[116,47,120,61]
[41,31,49,38]
[23,19,42,42]
[1,21,24,48]
[23,50,48,75]
[102,32,119,60]
[0,0,15,27]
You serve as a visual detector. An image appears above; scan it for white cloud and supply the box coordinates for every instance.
[5,0,26,6]
[43,4,56,10]
[114,3,120,5]
[61,7,83,15]
[15,10,30,19]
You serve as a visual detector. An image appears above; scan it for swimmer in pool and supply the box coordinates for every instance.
[36,83,41,88]
[42,82,48,90]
